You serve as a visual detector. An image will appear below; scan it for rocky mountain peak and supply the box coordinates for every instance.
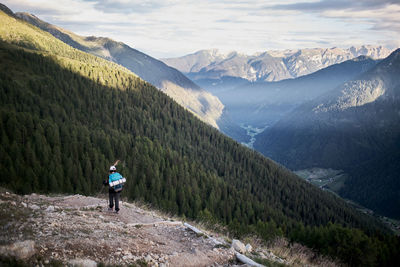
[162,45,393,82]
[312,49,400,113]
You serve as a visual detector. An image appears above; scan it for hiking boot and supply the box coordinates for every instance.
[115,209,119,214]
[108,207,113,212]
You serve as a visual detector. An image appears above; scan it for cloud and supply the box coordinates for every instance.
[81,0,174,14]
[321,4,400,33]
[268,0,400,45]
[2,0,399,58]
[270,0,399,12]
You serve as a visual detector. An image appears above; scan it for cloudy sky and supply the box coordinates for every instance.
[4,0,400,58]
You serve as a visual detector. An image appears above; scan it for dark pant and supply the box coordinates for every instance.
[109,189,120,211]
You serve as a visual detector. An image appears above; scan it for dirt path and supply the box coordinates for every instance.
[0,191,237,266]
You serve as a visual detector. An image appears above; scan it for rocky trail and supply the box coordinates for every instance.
[0,190,287,266]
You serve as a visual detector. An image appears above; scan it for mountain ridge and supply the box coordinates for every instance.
[15,12,225,129]
[162,46,392,83]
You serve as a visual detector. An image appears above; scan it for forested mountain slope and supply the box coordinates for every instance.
[255,49,400,219]
[0,6,399,266]
[15,12,225,129]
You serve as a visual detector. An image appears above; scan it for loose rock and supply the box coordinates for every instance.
[245,244,253,253]
[232,239,246,254]
[30,204,40,210]
[45,206,55,212]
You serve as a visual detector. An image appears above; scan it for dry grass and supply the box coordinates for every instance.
[267,237,342,267]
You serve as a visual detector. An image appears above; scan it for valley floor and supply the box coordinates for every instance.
[240,124,268,149]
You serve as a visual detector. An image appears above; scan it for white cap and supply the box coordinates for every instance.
[109,166,117,171]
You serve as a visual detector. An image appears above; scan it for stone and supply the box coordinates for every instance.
[122,253,134,260]
[245,244,253,253]
[191,248,200,255]
[0,240,36,260]
[45,206,55,212]
[145,255,153,262]
[21,202,27,208]
[69,258,97,267]
[231,239,246,254]
[30,204,40,210]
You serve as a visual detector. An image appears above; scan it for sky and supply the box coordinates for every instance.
[3,0,400,58]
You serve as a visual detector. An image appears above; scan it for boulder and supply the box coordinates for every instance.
[231,239,246,253]
[245,243,253,253]
[145,254,153,262]
[0,240,36,260]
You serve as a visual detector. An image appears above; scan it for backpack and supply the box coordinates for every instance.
[109,172,126,192]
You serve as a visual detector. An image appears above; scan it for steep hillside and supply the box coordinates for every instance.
[1,7,399,266]
[15,12,225,129]
[255,49,400,219]
[162,46,391,83]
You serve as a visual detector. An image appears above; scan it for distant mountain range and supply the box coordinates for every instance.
[15,12,227,129]
[208,56,379,128]
[255,49,400,219]
[162,46,392,82]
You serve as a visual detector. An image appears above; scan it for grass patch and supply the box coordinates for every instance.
[214,243,230,249]
[81,207,96,211]
[252,256,286,267]
[196,232,207,238]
